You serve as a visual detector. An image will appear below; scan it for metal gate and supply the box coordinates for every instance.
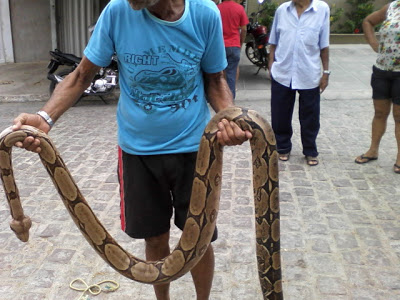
[56,0,108,56]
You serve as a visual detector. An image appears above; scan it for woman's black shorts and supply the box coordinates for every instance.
[371,65,400,104]
[117,148,218,241]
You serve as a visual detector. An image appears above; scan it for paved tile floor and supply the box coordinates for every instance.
[0,45,399,299]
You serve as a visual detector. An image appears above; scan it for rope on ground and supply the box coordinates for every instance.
[69,278,120,300]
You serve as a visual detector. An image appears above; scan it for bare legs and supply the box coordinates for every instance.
[145,232,214,300]
[190,244,214,300]
[145,232,171,300]
[393,103,400,171]
[355,99,391,162]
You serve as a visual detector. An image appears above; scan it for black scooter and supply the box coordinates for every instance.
[47,49,119,105]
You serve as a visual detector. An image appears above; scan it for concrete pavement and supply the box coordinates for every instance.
[0,44,399,300]
[0,44,375,102]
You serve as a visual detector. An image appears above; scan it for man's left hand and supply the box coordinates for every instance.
[319,74,329,94]
[217,119,252,146]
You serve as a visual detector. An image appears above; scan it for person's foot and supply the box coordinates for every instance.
[305,156,319,166]
[394,164,400,174]
[355,153,378,164]
[278,153,290,161]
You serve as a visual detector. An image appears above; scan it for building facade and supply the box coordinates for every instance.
[0,0,107,63]
[0,0,392,64]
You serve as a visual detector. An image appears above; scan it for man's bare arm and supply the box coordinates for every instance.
[41,56,101,123]
[12,57,101,152]
[319,47,329,93]
[203,71,252,145]
[240,25,247,46]
[203,71,233,113]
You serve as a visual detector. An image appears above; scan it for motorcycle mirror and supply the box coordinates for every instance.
[88,23,96,34]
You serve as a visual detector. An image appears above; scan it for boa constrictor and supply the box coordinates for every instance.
[0,106,282,299]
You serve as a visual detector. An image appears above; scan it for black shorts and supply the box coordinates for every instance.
[117,148,218,241]
[371,65,400,104]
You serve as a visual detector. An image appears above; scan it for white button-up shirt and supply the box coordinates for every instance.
[269,0,330,89]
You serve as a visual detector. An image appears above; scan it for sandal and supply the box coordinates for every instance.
[355,154,378,164]
[278,153,290,161]
[394,164,400,174]
[305,156,319,166]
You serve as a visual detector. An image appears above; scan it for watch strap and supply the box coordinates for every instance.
[36,110,55,128]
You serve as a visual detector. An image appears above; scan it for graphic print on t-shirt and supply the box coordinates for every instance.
[124,48,200,114]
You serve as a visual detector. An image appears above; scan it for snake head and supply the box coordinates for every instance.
[10,216,32,242]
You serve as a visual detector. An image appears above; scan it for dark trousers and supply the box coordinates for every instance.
[271,78,320,157]
[225,47,241,99]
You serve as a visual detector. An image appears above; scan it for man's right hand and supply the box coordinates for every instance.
[12,113,51,153]
[9,57,101,154]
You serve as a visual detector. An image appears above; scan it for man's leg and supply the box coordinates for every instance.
[236,66,240,91]
[145,231,171,300]
[146,234,215,300]
[170,152,216,299]
[298,87,320,158]
[191,244,215,300]
[224,47,241,99]
[270,79,296,154]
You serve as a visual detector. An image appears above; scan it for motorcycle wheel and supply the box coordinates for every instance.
[261,47,269,69]
[245,43,261,65]
[49,68,73,95]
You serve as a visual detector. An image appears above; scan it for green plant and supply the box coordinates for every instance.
[341,0,374,33]
[257,1,279,31]
[329,3,344,31]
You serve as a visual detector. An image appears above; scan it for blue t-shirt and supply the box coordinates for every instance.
[84,0,227,155]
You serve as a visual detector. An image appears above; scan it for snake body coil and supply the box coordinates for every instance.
[0,106,282,299]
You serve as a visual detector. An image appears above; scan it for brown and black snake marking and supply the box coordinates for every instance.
[0,106,283,299]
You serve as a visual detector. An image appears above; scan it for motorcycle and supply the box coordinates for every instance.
[245,7,270,75]
[47,49,119,105]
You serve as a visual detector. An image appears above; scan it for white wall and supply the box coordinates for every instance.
[56,0,102,56]
[9,0,52,62]
[0,0,14,63]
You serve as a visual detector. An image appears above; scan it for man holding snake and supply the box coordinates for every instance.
[10,0,252,299]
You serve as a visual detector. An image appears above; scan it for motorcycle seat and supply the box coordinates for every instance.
[50,49,81,64]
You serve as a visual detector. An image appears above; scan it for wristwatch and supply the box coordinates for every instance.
[323,70,331,75]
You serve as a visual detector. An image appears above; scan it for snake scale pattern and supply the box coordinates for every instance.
[0,106,282,299]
